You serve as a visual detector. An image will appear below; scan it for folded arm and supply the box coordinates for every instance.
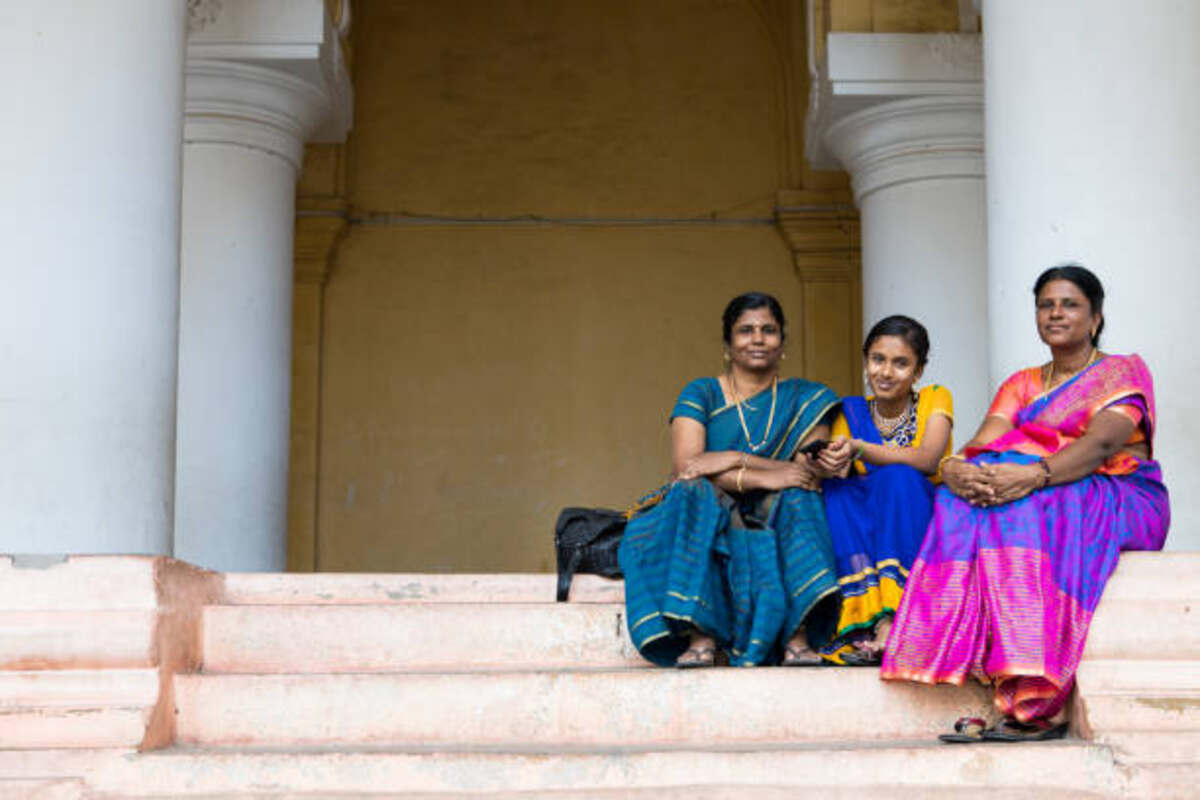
[671,417,826,491]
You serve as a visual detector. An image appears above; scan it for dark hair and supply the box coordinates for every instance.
[863,315,930,367]
[1033,264,1105,346]
[722,292,786,344]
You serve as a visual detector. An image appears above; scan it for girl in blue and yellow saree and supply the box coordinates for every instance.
[816,316,952,665]
[619,293,841,668]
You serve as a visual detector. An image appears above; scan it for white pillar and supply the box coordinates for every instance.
[174,60,328,571]
[982,0,1200,549]
[0,2,185,555]
[826,97,991,430]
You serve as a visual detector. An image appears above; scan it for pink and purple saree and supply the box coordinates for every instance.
[880,354,1169,721]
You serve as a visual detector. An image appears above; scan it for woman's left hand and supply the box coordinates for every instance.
[676,451,742,481]
[816,437,854,476]
[978,462,1044,506]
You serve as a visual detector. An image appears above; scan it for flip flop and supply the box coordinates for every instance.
[840,648,882,667]
[675,645,716,669]
[781,643,824,667]
[980,719,1069,742]
[938,716,988,744]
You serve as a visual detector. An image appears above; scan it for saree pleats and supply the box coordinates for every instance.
[619,478,839,667]
[823,464,934,642]
[881,452,1169,721]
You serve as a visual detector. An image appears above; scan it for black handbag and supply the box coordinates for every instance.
[553,485,668,602]
[553,507,626,602]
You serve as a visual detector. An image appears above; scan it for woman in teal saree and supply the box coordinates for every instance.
[619,293,841,667]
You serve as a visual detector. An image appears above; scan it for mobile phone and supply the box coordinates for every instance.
[797,439,829,458]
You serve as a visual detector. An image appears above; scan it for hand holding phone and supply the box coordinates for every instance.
[797,439,829,458]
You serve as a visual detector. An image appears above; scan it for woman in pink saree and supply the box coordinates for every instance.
[881,265,1169,742]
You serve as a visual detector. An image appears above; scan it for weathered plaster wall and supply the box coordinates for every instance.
[293,0,856,572]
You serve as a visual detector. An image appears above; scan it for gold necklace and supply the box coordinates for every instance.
[729,372,778,453]
[870,394,913,438]
[1046,347,1098,389]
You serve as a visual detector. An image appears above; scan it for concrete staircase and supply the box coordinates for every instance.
[0,554,1196,798]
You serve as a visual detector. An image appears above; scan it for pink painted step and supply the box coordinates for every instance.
[201,602,641,672]
[0,610,158,670]
[174,668,991,748]
[0,556,162,611]
[219,572,623,605]
[0,741,1122,798]
[0,668,159,748]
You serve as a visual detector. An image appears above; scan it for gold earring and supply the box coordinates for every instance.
[780,352,787,360]
[723,351,731,363]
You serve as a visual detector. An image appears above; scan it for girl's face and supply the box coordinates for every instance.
[865,335,922,403]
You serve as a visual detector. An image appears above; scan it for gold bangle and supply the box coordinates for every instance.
[938,454,965,471]
[740,452,749,469]
[736,464,746,493]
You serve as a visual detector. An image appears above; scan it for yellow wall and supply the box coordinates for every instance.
[829,0,962,32]
[289,0,861,572]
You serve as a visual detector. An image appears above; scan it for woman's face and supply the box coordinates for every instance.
[865,335,923,403]
[727,307,784,373]
[1036,279,1100,350]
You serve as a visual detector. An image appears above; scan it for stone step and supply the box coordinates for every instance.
[174,668,991,748]
[1084,598,1199,660]
[199,597,1199,674]
[201,602,641,673]
[218,572,623,605]
[215,547,1195,607]
[0,778,87,800]
[0,741,1124,798]
[1076,659,1200,693]
[1075,659,1200,766]
[0,556,162,611]
[0,669,159,749]
[0,610,158,670]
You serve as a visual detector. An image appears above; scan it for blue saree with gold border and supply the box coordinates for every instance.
[618,377,840,666]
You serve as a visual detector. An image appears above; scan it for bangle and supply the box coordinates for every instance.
[938,454,965,471]
[1036,457,1052,488]
[854,441,866,461]
[736,464,746,493]
[740,452,749,469]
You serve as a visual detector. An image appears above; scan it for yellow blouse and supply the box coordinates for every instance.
[831,384,954,479]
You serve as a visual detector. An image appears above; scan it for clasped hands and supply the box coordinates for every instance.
[816,438,1047,508]
[941,458,1044,507]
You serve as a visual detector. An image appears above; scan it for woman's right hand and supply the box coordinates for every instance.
[942,458,993,504]
[676,451,742,481]
[768,460,822,492]
[817,437,854,476]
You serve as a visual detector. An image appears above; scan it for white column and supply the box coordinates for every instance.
[0,2,185,555]
[982,0,1200,549]
[174,60,329,571]
[825,97,991,430]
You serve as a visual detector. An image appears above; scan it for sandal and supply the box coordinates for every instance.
[675,645,716,669]
[840,648,882,667]
[980,719,1069,742]
[781,642,824,667]
[938,716,988,744]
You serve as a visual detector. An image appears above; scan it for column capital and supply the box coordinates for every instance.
[184,59,329,171]
[825,95,984,204]
[805,29,981,173]
[184,0,352,170]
